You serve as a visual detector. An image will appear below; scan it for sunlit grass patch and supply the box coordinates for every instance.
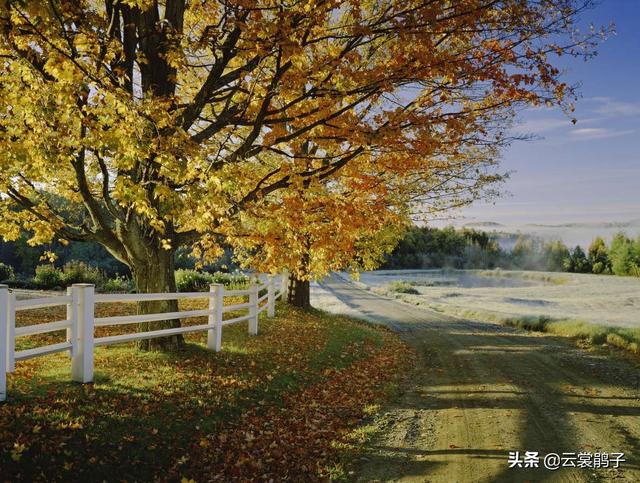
[463,309,640,357]
[428,303,640,358]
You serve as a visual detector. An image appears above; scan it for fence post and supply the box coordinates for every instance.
[281,270,289,301]
[0,285,7,402]
[71,284,94,383]
[248,279,258,335]
[208,283,224,352]
[6,290,14,373]
[267,275,276,317]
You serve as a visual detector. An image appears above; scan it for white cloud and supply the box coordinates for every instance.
[570,127,636,140]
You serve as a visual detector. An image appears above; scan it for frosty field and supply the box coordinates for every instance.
[350,269,640,329]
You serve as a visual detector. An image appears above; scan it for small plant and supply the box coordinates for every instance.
[388,280,419,295]
[209,271,249,288]
[175,269,250,292]
[175,269,214,292]
[61,260,104,286]
[100,275,134,293]
[33,264,64,289]
[0,262,15,281]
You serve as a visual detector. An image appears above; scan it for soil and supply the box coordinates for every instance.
[318,275,640,482]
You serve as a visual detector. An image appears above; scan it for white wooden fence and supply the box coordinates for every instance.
[0,273,288,402]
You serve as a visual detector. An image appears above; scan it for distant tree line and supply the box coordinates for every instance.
[382,226,640,277]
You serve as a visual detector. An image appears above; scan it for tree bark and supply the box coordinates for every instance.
[132,246,184,351]
[288,275,311,309]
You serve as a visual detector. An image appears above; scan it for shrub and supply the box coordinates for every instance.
[100,276,134,293]
[34,265,65,289]
[0,262,15,281]
[175,269,214,292]
[175,269,250,292]
[61,260,104,286]
[209,271,249,288]
[388,281,419,295]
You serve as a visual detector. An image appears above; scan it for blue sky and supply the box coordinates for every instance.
[448,0,640,227]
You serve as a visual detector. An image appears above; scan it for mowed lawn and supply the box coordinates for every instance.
[1,300,411,481]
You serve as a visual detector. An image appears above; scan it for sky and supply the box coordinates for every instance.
[441,0,640,231]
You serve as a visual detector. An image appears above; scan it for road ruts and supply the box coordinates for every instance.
[317,274,640,483]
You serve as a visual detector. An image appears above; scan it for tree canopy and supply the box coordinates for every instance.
[0,1,605,336]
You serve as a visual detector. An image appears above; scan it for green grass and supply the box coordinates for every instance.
[311,313,384,371]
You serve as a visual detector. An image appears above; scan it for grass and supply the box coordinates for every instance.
[1,302,411,481]
[387,280,420,295]
[431,304,640,357]
[476,268,569,285]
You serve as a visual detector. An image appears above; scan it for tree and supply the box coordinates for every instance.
[609,232,639,276]
[563,245,590,273]
[0,1,602,347]
[588,236,610,274]
[228,170,406,308]
[544,240,570,272]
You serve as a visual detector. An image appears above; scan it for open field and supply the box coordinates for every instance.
[352,269,640,329]
[0,301,410,481]
[349,269,640,356]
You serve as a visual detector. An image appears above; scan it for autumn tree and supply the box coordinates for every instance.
[227,162,407,308]
[0,1,602,348]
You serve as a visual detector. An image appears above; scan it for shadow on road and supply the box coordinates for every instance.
[317,275,640,482]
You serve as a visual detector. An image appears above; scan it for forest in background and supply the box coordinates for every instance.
[2,224,638,291]
[382,226,640,277]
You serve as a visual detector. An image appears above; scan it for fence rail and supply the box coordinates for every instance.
[1,272,289,402]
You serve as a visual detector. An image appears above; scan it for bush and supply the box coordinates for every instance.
[175,269,214,292]
[61,260,104,285]
[34,265,65,289]
[0,262,15,282]
[388,281,419,295]
[100,276,134,293]
[175,269,250,292]
[209,271,249,288]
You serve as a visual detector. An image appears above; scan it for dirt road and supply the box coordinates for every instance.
[317,275,640,482]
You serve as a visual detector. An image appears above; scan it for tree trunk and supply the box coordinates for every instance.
[132,247,184,351]
[288,275,311,309]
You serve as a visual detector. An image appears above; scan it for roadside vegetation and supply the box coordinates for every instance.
[464,310,640,356]
[383,226,640,277]
[1,304,411,481]
[396,295,640,358]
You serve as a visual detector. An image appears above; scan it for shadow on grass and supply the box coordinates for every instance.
[2,304,390,481]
